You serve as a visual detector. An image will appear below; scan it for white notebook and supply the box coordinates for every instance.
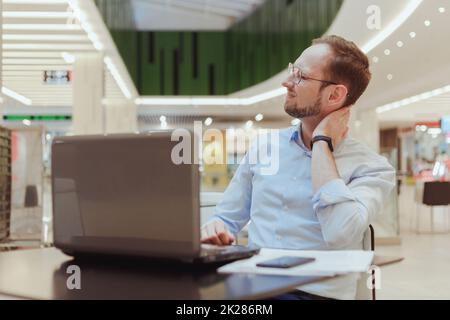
[218,248,374,277]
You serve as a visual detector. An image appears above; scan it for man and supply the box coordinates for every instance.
[201,35,396,300]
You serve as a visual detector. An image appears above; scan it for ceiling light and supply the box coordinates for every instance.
[376,84,450,113]
[245,120,253,129]
[387,74,393,80]
[3,52,64,58]
[2,58,66,64]
[255,113,264,122]
[61,52,75,64]
[372,56,379,63]
[104,56,132,99]
[291,119,300,126]
[204,117,213,126]
[137,87,288,107]
[242,87,285,105]
[2,34,88,41]
[439,7,446,13]
[160,121,167,129]
[2,11,73,19]
[22,119,31,126]
[424,20,431,26]
[2,86,32,105]
[3,24,82,31]
[159,115,166,122]
[3,0,67,3]
[409,31,416,38]
[396,41,404,47]
[3,44,93,50]
[93,41,104,51]
[384,49,391,55]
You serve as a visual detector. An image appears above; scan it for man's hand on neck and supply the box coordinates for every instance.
[312,107,351,147]
[306,107,351,192]
[299,107,350,151]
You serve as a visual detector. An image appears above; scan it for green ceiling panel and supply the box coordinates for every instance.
[102,0,343,96]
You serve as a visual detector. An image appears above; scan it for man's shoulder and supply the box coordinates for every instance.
[340,137,393,168]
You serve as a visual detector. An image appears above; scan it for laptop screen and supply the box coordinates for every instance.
[51,132,200,257]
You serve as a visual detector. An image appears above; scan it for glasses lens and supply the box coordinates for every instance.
[288,63,300,83]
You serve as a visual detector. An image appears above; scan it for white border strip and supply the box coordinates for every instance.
[376,84,450,113]
[2,86,33,105]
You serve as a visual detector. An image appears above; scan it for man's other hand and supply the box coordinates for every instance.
[201,220,235,246]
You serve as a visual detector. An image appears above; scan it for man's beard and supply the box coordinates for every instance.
[285,96,321,119]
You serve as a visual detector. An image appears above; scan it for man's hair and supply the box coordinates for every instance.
[312,35,371,107]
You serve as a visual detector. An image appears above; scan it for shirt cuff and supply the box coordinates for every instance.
[205,215,238,235]
[312,178,356,211]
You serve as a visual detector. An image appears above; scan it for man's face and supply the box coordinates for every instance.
[282,44,333,119]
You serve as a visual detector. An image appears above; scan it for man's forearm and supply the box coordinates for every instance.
[311,141,340,193]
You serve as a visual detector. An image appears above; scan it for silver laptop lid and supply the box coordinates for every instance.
[51,131,200,258]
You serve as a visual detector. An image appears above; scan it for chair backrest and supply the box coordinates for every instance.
[422,181,450,206]
[24,185,38,208]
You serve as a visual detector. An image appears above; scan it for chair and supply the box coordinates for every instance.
[415,181,450,233]
[355,225,375,300]
[24,185,38,208]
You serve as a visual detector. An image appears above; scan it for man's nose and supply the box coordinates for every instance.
[282,79,294,89]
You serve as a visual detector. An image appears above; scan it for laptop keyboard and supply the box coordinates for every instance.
[200,244,238,256]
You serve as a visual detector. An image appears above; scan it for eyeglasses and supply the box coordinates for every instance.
[288,63,338,86]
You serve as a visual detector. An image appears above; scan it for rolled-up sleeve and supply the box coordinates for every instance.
[207,152,253,235]
[312,160,396,249]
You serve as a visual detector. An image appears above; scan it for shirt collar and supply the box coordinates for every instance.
[289,121,347,155]
[289,122,311,154]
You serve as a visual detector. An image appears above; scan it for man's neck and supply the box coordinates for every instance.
[299,118,321,151]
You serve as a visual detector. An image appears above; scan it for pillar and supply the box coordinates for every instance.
[72,52,104,135]
[104,99,137,133]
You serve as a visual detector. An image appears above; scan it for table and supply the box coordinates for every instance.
[0,248,333,300]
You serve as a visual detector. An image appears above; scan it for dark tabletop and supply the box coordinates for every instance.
[0,248,332,300]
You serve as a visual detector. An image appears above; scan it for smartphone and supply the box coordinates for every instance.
[256,256,315,268]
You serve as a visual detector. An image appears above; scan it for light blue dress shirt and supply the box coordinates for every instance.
[208,124,396,299]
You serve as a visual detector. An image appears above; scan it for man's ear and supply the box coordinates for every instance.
[328,85,348,109]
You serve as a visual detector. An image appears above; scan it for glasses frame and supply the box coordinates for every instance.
[288,62,338,86]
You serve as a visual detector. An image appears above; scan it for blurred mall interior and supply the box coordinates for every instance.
[0,0,449,300]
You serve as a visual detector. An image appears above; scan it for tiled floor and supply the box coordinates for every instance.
[375,184,450,300]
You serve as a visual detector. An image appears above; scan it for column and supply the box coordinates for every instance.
[349,107,380,153]
[104,99,137,134]
[72,52,104,135]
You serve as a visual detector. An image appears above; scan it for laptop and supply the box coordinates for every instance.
[51,131,259,263]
